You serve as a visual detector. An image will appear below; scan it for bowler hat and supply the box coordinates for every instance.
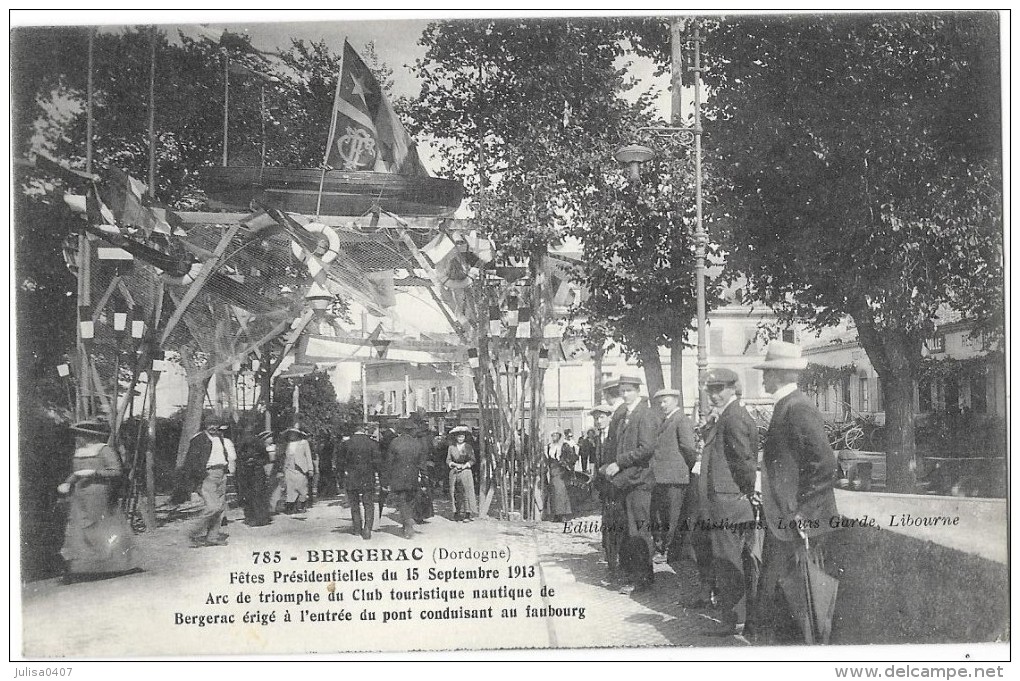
[753,341,808,371]
[703,367,740,386]
[652,388,681,400]
[616,374,643,387]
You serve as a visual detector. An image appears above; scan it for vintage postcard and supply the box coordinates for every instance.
[11,9,1009,667]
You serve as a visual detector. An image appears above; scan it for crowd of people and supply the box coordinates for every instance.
[53,340,838,644]
[577,340,839,644]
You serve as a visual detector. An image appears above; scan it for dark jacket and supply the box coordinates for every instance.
[178,433,222,493]
[602,403,627,466]
[699,400,758,525]
[385,433,427,491]
[761,389,839,540]
[613,400,662,491]
[340,433,382,492]
[652,409,698,485]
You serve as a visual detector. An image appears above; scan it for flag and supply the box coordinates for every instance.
[488,306,502,336]
[323,41,428,176]
[517,308,532,339]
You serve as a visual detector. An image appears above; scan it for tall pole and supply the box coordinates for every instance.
[361,362,369,423]
[77,28,96,421]
[147,26,157,196]
[222,54,229,167]
[691,21,709,420]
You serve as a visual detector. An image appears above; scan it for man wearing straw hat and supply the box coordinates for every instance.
[594,379,627,588]
[649,387,698,565]
[754,341,839,643]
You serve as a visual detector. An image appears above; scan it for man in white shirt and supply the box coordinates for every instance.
[180,417,237,547]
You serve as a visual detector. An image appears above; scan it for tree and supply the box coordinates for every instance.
[701,13,1003,491]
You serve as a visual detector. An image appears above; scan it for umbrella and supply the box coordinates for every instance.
[779,538,839,644]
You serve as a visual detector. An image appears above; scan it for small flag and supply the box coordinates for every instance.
[131,320,145,339]
[517,308,532,339]
[488,306,502,336]
[422,232,457,267]
[251,358,261,373]
[79,305,94,340]
[467,347,479,369]
[57,363,70,378]
[538,347,550,369]
[97,247,133,261]
[505,296,519,327]
[113,312,128,332]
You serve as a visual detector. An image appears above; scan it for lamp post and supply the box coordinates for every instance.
[614,19,708,419]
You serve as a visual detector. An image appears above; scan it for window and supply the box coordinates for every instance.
[859,376,870,412]
[401,390,408,415]
[927,334,945,353]
[388,391,397,415]
[445,386,455,408]
[709,329,725,355]
[876,378,884,412]
[782,328,796,344]
[430,387,439,411]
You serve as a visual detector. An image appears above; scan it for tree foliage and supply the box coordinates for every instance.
[701,13,1002,490]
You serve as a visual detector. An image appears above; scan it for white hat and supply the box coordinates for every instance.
[753,341,808,371]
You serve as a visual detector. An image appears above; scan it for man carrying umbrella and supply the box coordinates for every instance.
[755,341,840,644]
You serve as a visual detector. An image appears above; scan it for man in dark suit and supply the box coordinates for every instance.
[596,380,628,588]
[337,424,382,539]
[650,388,698,564]
[603,375,662,594]
[698,368,759,637]
[178,417,236,548]
[755,341,839,643]
[383,419,428,539]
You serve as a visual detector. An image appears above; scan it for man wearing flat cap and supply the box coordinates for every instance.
[178,416,236,547]
[698,368,760,637]
[754,341,839,643]
[603,374,662,594]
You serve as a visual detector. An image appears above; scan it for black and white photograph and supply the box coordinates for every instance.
[10,9,1009,670]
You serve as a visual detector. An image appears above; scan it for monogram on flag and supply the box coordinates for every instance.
[323,41,428,176]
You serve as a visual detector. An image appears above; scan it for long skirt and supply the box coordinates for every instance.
[548,468,572,517]
[449,468,478,515]
[61,482,136,574]
[237,464,271,526]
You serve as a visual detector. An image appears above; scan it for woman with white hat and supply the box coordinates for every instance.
[57,419,137,580]
[546,430,577,522]
[446,426,477,521]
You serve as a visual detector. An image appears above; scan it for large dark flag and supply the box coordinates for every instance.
[323,41,428,176]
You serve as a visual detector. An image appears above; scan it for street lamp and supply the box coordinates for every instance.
[614,19,709,419]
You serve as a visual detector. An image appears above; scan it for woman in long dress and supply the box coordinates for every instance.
[546,430,577,522]
[58,419,137,580]
[446,426,477,521]
[236,429,273,526]
[282,427,313,513]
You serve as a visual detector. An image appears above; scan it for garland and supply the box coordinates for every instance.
[917,350,1003,385]
[797,362,857,392]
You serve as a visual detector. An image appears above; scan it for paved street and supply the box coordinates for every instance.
[21,497,745,657]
